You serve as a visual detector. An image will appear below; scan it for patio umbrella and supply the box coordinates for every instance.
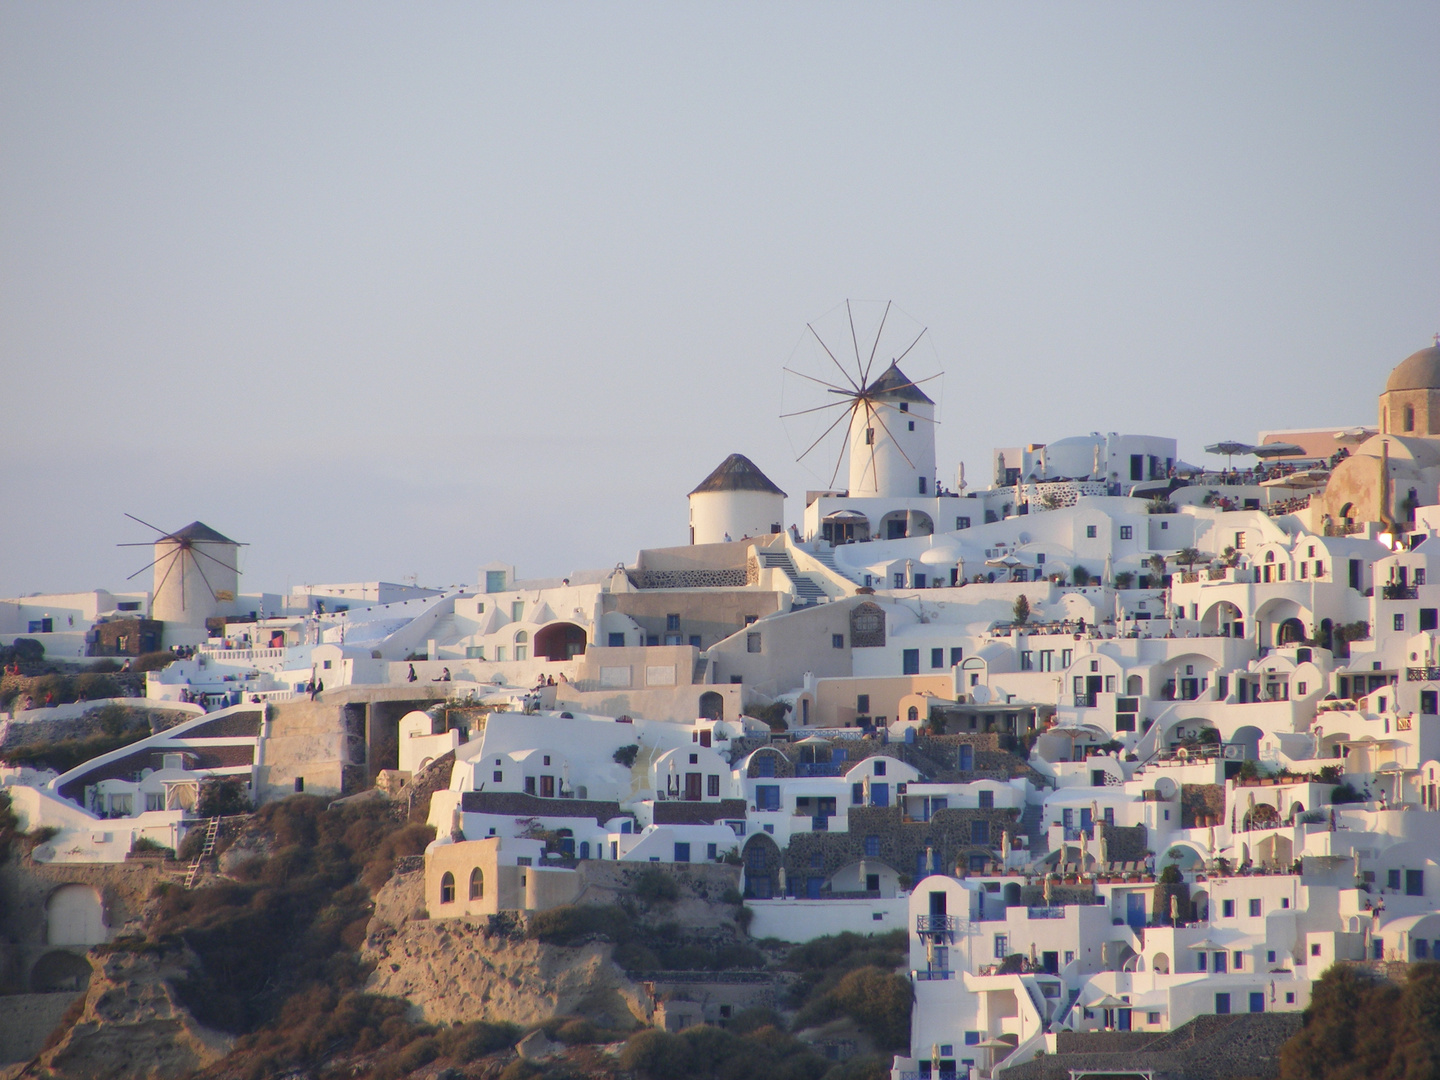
[1252,442,1305,459]
[1044,874,1054,904]
[1334,427,1375,445]
[1205,441,1256,466]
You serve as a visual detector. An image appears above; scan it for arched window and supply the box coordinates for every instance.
[1405,404,1415,432]
[514,630,529,643]
[1265,551,1275,563]
[907,706,919,722]
[469,867,483,900]
[514,630,529,661]
[440,871,455,904]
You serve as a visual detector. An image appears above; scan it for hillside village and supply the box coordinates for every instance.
[5,334,1440,1080]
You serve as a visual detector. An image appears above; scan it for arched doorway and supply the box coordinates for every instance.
[31,950,92,993]
[1277,618,1306,645]
[46,885,105,946]
[534,622,587,661]
[742,834,783,899]
[699,692,724,722]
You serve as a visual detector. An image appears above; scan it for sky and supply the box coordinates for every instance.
[2,3,1438,598]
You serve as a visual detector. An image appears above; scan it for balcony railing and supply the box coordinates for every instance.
[917,914,961,935]
[1073,693,1097,708]
[1383,584,1419,600]
[795,761,844,777]
[912,969,956,981]
[1027,906,1067,919]
[1406,667,1440,682]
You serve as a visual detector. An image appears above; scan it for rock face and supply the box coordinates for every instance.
[362,868,650,1029]
[33,947,232,1080]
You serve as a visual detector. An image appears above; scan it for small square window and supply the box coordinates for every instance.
[747,632,762,653]
[1282,897,1290,908]
[1086,525,1097,538]
[1268,950,1276,963]
[1223,899,1235,918]
[493,771,503,782]
[1311,943,1321,956]
[1286,992,1295,1004]
[1249,899,1261,917]
[1395,613,1406,632]
[833,634,844,649]
[874,760,886,776]
[1120,525,1133,540]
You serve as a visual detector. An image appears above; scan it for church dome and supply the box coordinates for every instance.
[1385,344,1440,392]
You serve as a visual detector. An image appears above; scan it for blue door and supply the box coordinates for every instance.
[871,783,889,807]
[1127,893,1147,929]
[1249,992,1265,1013]
[1117,1008,1132,1031]
[807,876,823,899]
[958,745,974,770]
[1079,807,1093,834]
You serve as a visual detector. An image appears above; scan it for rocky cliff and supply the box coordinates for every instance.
[361,867,651,1029]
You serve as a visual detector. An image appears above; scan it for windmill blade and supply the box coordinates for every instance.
[797,400,860,464]
[807,323,860,391]
[125,552,171,581]
[179,545,186,609]
[870,405,917,470]
[847,300,863,386]
[124,512,172,536]
[891,326,928,368]
[782,366,857,394]
[153,547,181,601]
[189,544,241,576]
[878,371,944,396]
[863,400,881,489]
[780,398,854,420]
[862,300,892,388]
[189,548,220,601]
[827,411,855,489]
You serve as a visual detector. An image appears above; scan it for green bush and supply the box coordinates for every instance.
[1071,566,1091,586]
[131,837,175,858]
[133,651,176,673]
[613,744,640,768]
[72,673,122,700]
[553,1018,603,1045]
[197,777,252,818]
[621,1029,694,1080]
[633,867,681,905]
[1332,782,1364,804]
[829,966,912,1050]
[527,904,635,946]
[438,1020,520,1062]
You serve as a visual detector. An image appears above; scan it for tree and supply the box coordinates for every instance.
[1072,566,1091,586]
[1113,571,1135,589]
[197,777,252,818]
[1012,594,1030,625]
[1175,547,1202,568]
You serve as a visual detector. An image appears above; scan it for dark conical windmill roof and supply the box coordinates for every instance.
[864,361,933,404]
[160,521,240,545]
[689,454,787,498]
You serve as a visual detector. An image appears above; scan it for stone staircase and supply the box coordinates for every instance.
[756,551,828,606]
[1020,802,1049,857]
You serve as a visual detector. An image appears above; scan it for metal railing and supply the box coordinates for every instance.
[917,913,961,935]
[1406,667,1440,682]
[1383,584,1419,600]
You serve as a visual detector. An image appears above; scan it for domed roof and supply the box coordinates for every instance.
[1385,344,1440,392]
[688,454,786,497]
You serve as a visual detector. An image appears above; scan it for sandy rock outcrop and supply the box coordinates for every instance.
[33,946,232,1080]
[362,869,650,1029]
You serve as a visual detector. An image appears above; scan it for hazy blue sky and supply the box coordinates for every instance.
[3,4,1437,598]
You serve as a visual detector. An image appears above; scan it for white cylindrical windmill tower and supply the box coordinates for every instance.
[688,454,787,545]
[150,522,241,630]
[847,361,937,498]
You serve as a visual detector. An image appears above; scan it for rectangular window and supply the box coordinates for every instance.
[1197,953,1206,971]
[865,835,880,857]
[524,776,536,794]
[951,647,964,665]
[496,646,507,661]
[674,843,690,863]
[1062,649,1073,667]
[1424,609,1439,632]
[971,820,989,844]
[747,632,761,653]
[931,647,944,669]
[893,572,905,588]
[833,634,844,649]
[1223,899,1235,918]
[873,760,886,775]
[919,477,927,494]
[1389,869,1402,890]
[1120,525,1133,540]
[1423,691,1438,715]
[957,516,971,530]
[1268,950,1276,963]
[994,935,1008,959]
[608,632,625,647]
[856,694,870,713]
[852,782,864,805]
[1249,899,1261,917]
[145,792,164,811]
[1234,950,1245,969]
[707,843,718,861]
[978,789,994,809]
[1250,992,1265,1013]
[1021,651,1033,671]
[1038,650,1053,672]
[666,614,680,631]
[493,770,503,782]
[689,635,702,648]
[755,785,780,811]
[1147,1011,1160,1024]
[511,601,524,621]
[1086,525,1097,538]
[903,649,920,675]
[708,775,720,797]
[1407,869,1425,896]
[540,775,555,798]
[1395,613,1406,632]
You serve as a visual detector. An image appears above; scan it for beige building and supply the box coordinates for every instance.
[424,837,580,918]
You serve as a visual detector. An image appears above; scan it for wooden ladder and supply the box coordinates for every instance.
[184,817,221,889]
